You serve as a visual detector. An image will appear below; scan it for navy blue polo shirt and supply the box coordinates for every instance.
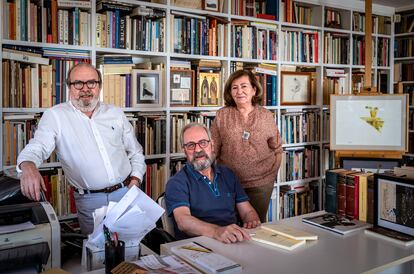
[165,163,249,240]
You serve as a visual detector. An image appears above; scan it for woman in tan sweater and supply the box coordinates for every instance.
[211,70,283,222]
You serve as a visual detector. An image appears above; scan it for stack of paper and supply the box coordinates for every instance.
[171,242,242,274]
[250,224,318,251]
[86,186,165,249]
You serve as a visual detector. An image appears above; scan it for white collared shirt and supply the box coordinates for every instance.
[17,101,146,190]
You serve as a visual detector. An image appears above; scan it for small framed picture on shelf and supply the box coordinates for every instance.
[198,71,221,107]
[281,71,312,105]
[132,69,162,107]
[203,0,219,11]
[170,69,195,106]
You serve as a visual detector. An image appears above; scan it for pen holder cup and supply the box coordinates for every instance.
[105,240,125,274]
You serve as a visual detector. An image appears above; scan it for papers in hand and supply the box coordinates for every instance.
[171,242,242,274]
[86,186,164,249]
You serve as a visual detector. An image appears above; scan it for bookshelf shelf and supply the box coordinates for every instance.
[395,32,414,37]
[2,39,94,51]
[0,0,396,221]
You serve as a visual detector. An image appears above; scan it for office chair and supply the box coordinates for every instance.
[157,193,175,238]
[141,193,176,254]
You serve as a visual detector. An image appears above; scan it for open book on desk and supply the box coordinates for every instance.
[302,212,372,235]
[170,242,241,274]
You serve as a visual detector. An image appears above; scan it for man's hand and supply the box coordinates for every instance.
[20,161,46,201]
[128,176,141,188]
[213,224,251,244]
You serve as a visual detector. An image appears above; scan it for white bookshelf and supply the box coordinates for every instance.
[0,0,396,220]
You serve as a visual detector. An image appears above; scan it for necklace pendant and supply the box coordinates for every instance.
[242,131,250,140]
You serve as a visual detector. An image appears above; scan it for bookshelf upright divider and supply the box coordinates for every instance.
[0,0,395,220]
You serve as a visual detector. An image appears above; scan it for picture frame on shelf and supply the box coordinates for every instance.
[132,69,162,107]
[198,72,221,107]
[203,0,219,11]
[170,69,195,106]
[281,72,312,105]
[330,94,408,151]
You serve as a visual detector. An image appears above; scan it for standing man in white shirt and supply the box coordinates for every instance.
[17,63,146,235]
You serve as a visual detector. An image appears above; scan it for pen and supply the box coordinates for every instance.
[193,241,213,252]
[180,246,211,253]
[113,232,118,247]
[103,225,111,243]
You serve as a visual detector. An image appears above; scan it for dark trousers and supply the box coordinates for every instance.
[244,183,274,223]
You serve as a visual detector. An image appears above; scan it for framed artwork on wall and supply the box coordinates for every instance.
[203,0,219,11]
[281,71,312,105]
[198,72,221,107]
[330,94,408,151]
[170,69,195,106]
[132,69,162,107]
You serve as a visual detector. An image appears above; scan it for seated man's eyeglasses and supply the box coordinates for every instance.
[183,139,210,151]
[69,80,100,90]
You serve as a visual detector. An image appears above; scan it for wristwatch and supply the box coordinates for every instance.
[130,176,141,186]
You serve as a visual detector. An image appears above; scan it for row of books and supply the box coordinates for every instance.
[142,161,166,201]
[281,29,318,63]
[231,0,278,20]
[279,181,320,219]
[395,11,414,34]
[128,113,167,156]
[323,33,349,65]
[2,0,91,45]
[394,63,414,82]
[170,112,215,153]
[2,46,90,108]
[96,8,166,51]
[171,13,226,57]
[394,38,414,58]
[42,168,77,217]
[279,145,320,182]
[231,21,278,60]
[281,0,312,25]
[352,12,391,35]
[322,69,350,104]
[325,169,374,223]
[324,9,341,28]
[377,38,390,67]
[280,109,320,144]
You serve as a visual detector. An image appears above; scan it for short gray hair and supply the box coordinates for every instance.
[180,123,212,148]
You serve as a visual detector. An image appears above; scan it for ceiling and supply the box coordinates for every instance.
[368,0,414,8]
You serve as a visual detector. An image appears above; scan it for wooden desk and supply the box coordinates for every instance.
[161,212,414,274]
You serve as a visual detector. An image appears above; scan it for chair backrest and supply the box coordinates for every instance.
[157,194,175,238]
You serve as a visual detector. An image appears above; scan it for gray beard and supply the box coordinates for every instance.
[71,97,99,113]
[191,151,215,171]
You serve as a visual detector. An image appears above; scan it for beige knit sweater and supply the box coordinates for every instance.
[211,106,283,188]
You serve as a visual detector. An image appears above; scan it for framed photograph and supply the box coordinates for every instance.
[373,173,414,238]
[131,69,162,107]
[203,0,219,11]
[330,94,408,151]
[198,72,221,107]
[170,69,195,106]
[281,71,312,105]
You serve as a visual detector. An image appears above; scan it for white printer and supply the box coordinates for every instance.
[0,202,61,272]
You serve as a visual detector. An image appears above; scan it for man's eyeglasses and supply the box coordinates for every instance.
[183,139,210,151]
[69,80,100,90]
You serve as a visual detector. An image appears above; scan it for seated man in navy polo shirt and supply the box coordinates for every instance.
[165,123,260,243]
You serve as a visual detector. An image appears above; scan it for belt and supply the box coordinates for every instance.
[75,176,133,194]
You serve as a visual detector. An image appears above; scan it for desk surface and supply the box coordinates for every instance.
[161,212,414,274]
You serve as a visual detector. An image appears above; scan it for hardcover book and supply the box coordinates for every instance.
[261,224,318,241]
[251,228,306,251]
[365,227,414,246]
[302,212,372,235]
